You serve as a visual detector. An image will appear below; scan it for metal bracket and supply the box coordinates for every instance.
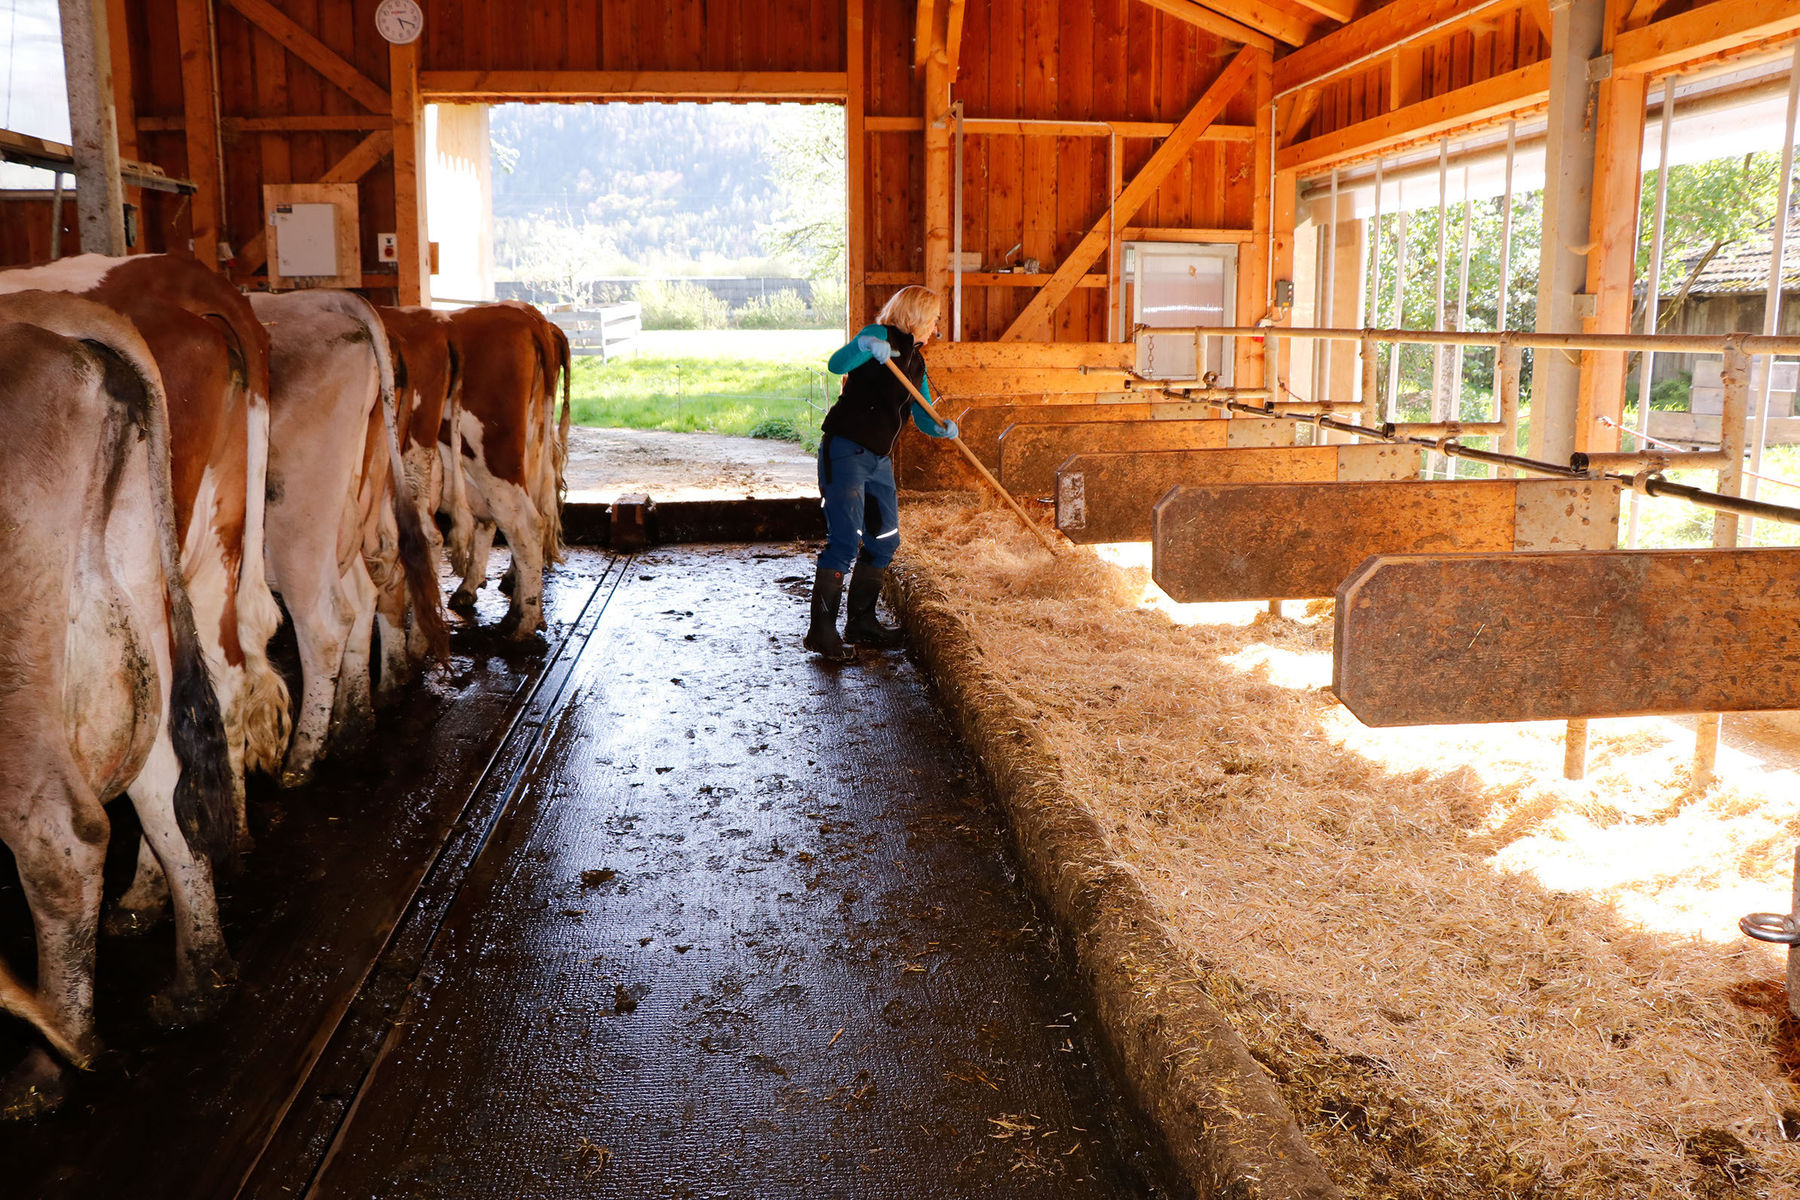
[1587,53,1614,84]
[1571,294,1599,319]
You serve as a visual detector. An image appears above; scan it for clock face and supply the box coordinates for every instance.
[376,0,423,43]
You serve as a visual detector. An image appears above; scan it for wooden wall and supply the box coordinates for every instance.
[0,197,82,264]
[864,0,1260,342]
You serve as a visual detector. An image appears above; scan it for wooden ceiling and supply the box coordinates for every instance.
[1140,0,1358,52]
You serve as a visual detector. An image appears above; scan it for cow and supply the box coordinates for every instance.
[376,303,463,663]
[0,292,236,1118]
[250,290,449,784]
[0,255,291,850]
[439,301,571,639]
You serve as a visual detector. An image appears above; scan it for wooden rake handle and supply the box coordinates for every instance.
[883,357,1059,555]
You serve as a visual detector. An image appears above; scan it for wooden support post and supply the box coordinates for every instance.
[923,21,952,299]
[59,0,128,256]
[1002,48,1259,342]
[1529,0,1605,464]
[1242,52,1277,386]
[1576,59,1650,457]
[847,0,868,330]
[392,42,430,306]
[1565,718,1590,780]
[174,0,221,267]
[1694,340,1751,787]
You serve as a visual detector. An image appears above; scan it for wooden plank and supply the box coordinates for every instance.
[1334,547,1800,725]
[224,0,391,112]
[898,400,1216,489]
[175,0,222,269]
[1274,0,1492,93]
[1152,478,1621,601]
[1613,0,1800,76]
[925,340,1137,370]
[865,115,1258,139]
[935,366,1136,394]
[916,0,939,66]
[1277,59,1550,173]
[1135,0,1278,51]
[1001,416,1295,495]
[1058,443,1423,542]
[417,70,851,100]
[1001,46,1259,341]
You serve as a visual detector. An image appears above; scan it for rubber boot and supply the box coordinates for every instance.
[844,561,904,649]
[803,566,855,662]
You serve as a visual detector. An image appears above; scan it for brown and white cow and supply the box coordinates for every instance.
[251,290,449,784]
[439,301,570,639]
[0,292,236,1117]
[376,303,463,662]
[0,255,291,839]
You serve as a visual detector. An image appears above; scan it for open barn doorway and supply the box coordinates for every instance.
[423,100,849,502]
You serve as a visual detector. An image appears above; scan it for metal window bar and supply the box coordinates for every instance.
[1432,139,1450,474]
[1495,121,1516,474]
[1748,45,1800,544]
[1629,77,1678,548]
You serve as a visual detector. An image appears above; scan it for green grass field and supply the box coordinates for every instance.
[568,353,841,451]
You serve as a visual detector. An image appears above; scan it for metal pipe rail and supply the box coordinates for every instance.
[1135,324,1800,357]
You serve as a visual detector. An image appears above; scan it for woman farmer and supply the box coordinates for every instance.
[805,286,959,661]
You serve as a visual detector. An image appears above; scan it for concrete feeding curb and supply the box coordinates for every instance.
[890,558,1344,1200]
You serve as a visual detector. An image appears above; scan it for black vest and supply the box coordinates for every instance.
[821,325,927,456]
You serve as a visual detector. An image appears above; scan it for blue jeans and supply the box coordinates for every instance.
[817,435,899,574]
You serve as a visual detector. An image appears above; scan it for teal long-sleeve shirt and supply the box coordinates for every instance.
[828,324,954,437]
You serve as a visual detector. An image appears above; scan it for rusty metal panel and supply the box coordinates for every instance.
[1000,419,1291,497]
[1152,479,1526,602]
[897,401,1211,491]
[1334,547,1800,725]
[1512,479,1622,550]
[1056,444,1423,543]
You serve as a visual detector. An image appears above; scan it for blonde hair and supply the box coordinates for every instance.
[876,286,942,340]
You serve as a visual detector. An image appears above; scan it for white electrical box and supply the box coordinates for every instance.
[272,203,339,278]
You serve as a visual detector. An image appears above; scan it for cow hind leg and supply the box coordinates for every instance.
[450,519,497,611]
[280,580,354,787]
[486,486,546,641]
[106,837,171,935]
[0,770,108,1117]
[130,738,235,1028]
[331,557,378,745]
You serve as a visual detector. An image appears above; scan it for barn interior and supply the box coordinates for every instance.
[6,0,1800,1197]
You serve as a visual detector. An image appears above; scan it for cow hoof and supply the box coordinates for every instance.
[278,763,315,789]
[449,588,479,612]
[149,961,237,1031]
[0,1050,71,1120]
[104,899,169,938]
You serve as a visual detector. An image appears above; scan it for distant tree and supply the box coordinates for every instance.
[759,106,848,280]
[499,218,618,304]
[1636,151,1786,330]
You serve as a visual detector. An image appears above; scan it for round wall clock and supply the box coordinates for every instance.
[375,0,424,44]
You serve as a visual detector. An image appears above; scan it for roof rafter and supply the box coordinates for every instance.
[1136,0,1278,52]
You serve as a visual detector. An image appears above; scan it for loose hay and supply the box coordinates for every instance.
[899,493,1800,1200]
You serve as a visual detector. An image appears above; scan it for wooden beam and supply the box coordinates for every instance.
[1241,52,1278,385]
[924,342,1138,370]
[915,0,939,67]
[863,115,1258,139]
[418,71,850,102]
[223,0,391,113]
[1274,0,1495,93]
[174,0,221,268]
[391,43,428,306]
[945,0,967,76]
[847,0,867,330]
[1288,0,1357,22]
[1136,0,1277,51]
[139,114,396,133]
[923,0,952,299]
[1614,0,1800,76]
[1280,87,1322,146]
[1334,547,1800,726]
[1001,48,1260,342]
[1277,59,1551,173]
[1120,225,1257,242]
[1209,0,1322,46]
[235,130,393,275]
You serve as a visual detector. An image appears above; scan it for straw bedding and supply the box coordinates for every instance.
[897,492,1800,1200]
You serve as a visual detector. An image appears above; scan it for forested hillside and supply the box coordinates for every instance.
[490,102,844,281]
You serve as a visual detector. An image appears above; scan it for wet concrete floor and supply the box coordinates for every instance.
[2,544,1184,1199]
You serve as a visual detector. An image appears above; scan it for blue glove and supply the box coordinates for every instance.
[942,419,959,439]
[857,334,893,364]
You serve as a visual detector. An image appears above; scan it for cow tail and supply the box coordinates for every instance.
[444,340,474,575]
[540,322,567,565]
[359,301,451,663]
[130,331,238,868]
